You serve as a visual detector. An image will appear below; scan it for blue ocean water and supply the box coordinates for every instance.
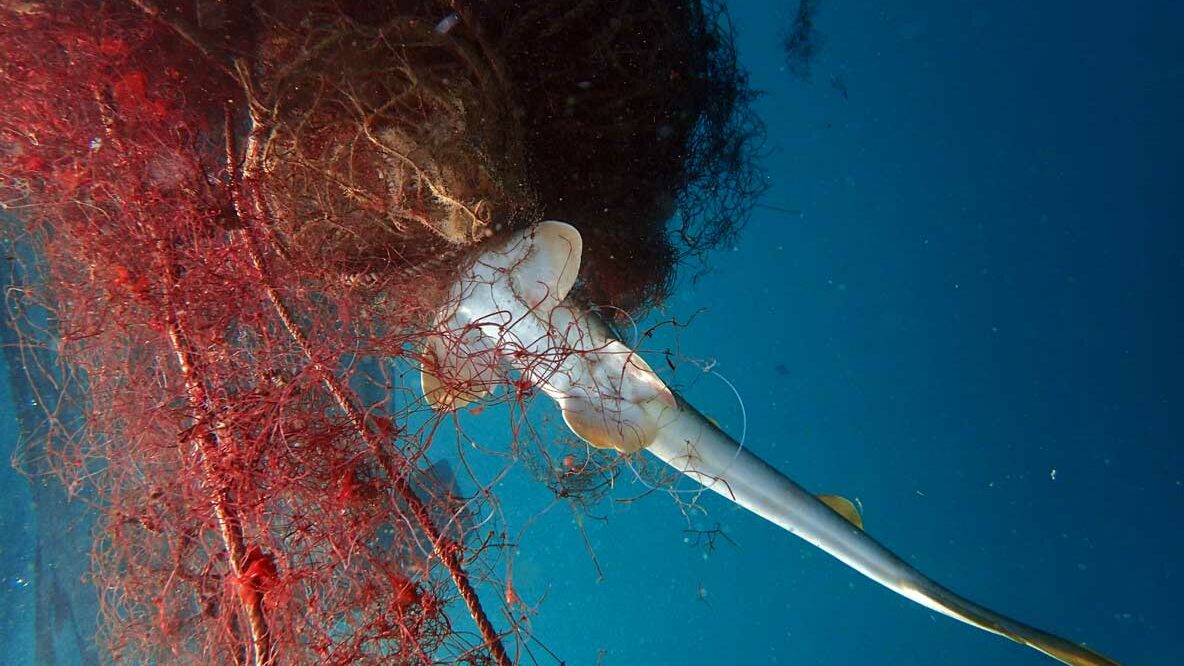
[499,1,1180,664]
[1,1,1179,665]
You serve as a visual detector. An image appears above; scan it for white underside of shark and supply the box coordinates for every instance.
[420,221,1118,666]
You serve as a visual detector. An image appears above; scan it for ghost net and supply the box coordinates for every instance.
[0,1,762,663]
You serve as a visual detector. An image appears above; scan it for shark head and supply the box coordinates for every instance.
[421,220,674,453]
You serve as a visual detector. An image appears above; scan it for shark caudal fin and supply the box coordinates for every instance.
[913,587,1120,666]
[1026,637,1118,666]
[1040,642,1119,666]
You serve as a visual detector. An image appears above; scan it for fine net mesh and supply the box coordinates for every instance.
[0,1,763,663]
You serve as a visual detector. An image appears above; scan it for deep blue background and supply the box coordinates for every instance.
[1,1,1180,665]
[497,1,1180,664]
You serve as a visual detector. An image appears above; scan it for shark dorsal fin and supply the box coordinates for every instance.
[817,494,864,530]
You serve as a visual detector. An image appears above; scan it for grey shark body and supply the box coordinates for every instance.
[422,221,1119,666]
[647,394,1115,666]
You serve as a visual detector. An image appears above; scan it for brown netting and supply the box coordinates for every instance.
[251,2,538,297]
[0,1,762,663]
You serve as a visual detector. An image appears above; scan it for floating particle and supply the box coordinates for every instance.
[434,12,460,34]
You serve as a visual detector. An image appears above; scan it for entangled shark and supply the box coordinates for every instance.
[420,221,1119,666]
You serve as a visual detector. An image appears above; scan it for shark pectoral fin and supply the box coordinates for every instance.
[561,397,657,454]
[510,220,583,311]
[816,494,864,530]
[421,362,477,412]
[421,336,459,410]
[600,339,676,408]
[420,364,454,410]
[419,334,491,411]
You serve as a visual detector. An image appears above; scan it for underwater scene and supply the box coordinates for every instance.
[0,1,1179,665]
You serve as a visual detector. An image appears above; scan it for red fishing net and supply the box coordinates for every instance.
[0,1,761,663]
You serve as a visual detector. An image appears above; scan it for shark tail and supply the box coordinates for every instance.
[900,571,1119,666]
[918,587,1119,666]
[642,396,1120,666]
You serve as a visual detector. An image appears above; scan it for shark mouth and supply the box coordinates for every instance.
[420,221,1119,666]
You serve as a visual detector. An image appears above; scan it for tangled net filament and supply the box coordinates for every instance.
[0,1,762,663]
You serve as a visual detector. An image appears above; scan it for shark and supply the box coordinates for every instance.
[420,220,1120,666]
